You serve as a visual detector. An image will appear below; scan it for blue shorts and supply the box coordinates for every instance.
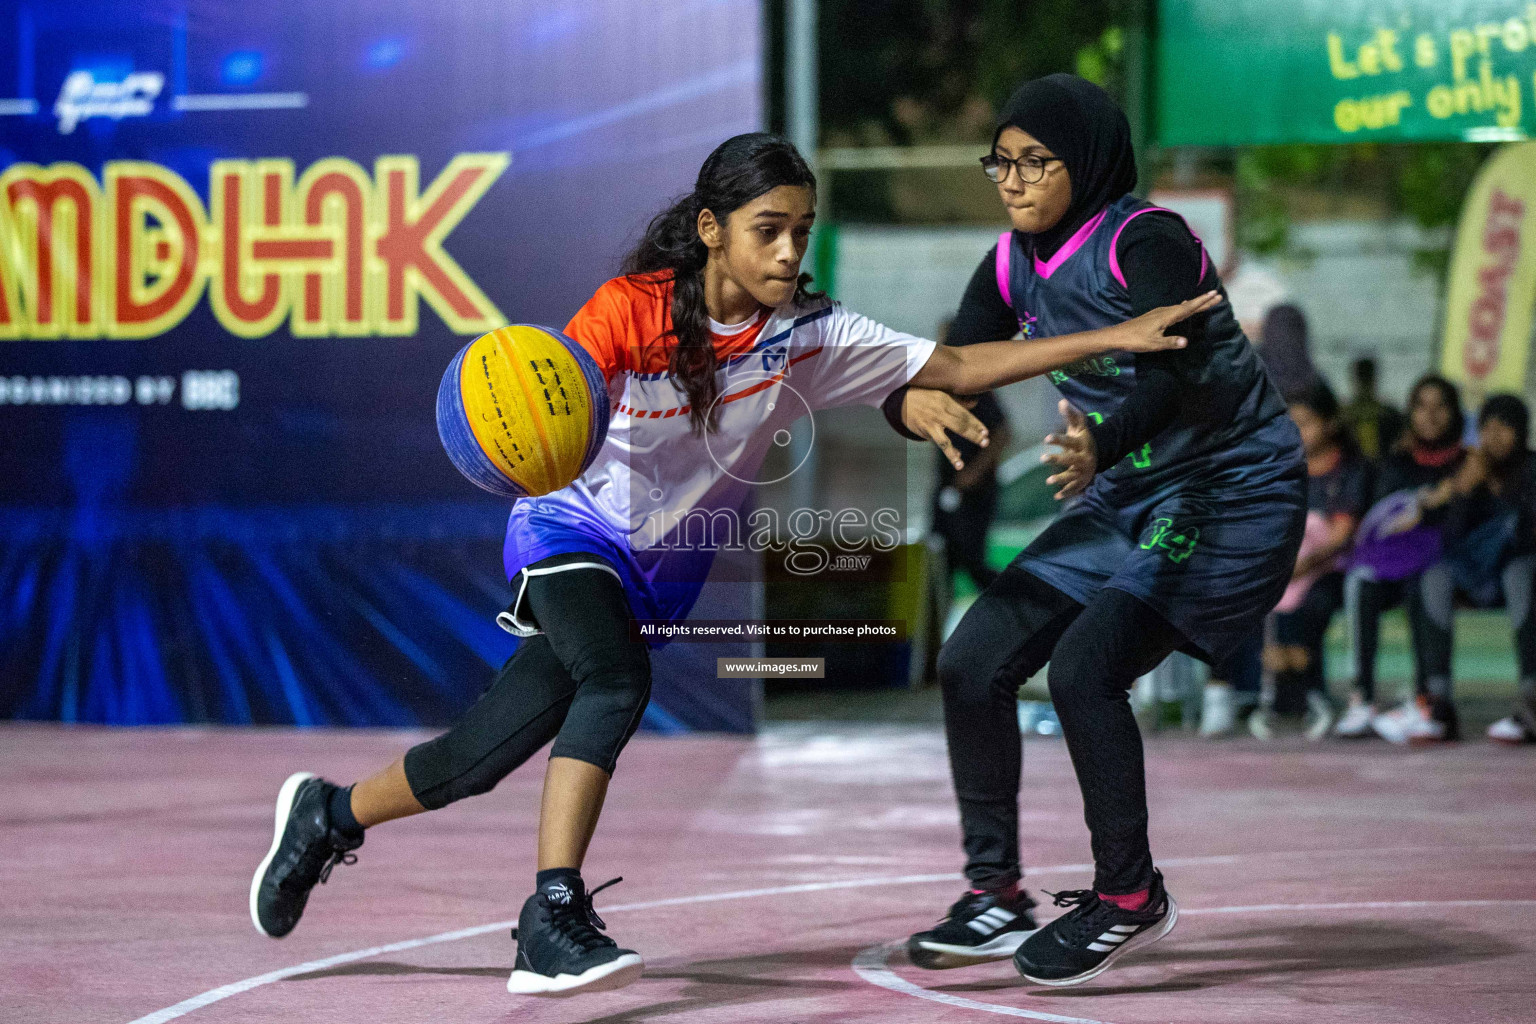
[1015,463,1306,662]
[503,501,712,645]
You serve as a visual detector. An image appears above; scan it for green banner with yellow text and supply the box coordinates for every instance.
[1158,1,1536,145]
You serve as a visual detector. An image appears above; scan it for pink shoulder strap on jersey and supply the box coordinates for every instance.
[995,230,1012,307]
[1108,207,1210,290]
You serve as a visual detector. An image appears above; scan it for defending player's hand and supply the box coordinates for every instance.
[903,388,989,470]
[1043,399,1096,500]
[1114,290,1223,353]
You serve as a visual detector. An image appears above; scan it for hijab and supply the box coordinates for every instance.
[992,74,1138,260]
[1256,303,1324,402]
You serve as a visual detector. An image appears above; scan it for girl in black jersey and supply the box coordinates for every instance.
[889,76,1305,987]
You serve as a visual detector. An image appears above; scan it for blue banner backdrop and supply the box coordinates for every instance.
[0,0,762,729]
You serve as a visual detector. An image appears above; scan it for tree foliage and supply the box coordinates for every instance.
[812,0,1489,248]
[1229,143,1492,259]
[818,0,1129,146]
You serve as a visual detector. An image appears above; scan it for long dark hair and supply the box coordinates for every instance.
[1407,374,1465,448]
[622,133,817,433]
[1480,394,1531,480]
[1480,393,1530,449]
[1291,380,1358,459]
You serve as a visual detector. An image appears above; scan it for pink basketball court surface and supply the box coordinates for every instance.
[4,723,1533,1024]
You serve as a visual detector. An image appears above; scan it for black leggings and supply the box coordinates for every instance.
[934,481,1001,592]
[403,555,651,810]
[937,566,1186,895]
[1273,571,1345,710]
[1350,574,1433,703]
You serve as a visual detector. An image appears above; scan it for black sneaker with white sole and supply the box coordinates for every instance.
[250,772,362,938]
[906,887,1038,969]
[508,876,643,996]
[1013,870,1177,986]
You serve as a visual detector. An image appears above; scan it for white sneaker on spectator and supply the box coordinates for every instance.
[1368,700,1414,743]
[1373,698,1444,745]
[1247,707,1274,741]
[1333,697,1375,738]
[1304,692,1334,741]
[1199,683,1237,738]
[1487,716,1534,744]
[1403,714,1449,744]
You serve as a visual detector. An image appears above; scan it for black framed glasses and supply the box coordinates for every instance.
[980,152,1062,184]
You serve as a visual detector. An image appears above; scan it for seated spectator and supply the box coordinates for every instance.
[1381,395,1536,744]
[1343,356,1405,460]
[1336,375,1467,738]
[1199,631,1262,738]
[1202,303,1323,740]
[1253,384,1371,740]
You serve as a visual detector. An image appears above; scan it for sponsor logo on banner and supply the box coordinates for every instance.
[54,71,166,134]
[0,154,511,339]
[1440,142,1536,399]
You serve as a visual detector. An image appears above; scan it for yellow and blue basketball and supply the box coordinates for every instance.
[436,324,609,498]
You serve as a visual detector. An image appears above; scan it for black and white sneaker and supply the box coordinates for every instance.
[250,772,362,938]
[1013,871,1177,986]
[906,887,1038,969]
[508,876,643,996]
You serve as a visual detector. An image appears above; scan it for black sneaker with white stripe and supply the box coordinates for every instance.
[508,876,643,996]
[1013,871,1177,986]
[250,772,362,938]
[906,887,1038,969]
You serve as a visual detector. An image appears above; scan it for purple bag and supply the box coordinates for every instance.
[1342,489,1443,582]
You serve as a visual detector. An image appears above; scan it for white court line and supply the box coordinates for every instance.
[853,898,1536,1023]
[125,872,962,1024]
[853,943,1114,1024]
[172,93,308,112]
[125,922,518,1024]
[123,844,1536,1024]
[1184,898,1536,917]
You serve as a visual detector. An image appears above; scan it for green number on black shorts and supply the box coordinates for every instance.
[1140,517,1199,563]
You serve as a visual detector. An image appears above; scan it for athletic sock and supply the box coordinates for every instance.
[327,784,364,838]
[1098,888,1150,911]
[536,867,582,892]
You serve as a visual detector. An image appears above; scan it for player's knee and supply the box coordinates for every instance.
[403,736,500,809]
[551,663,653,772]
[937,635,998,706]
[565,634,650,692]
[1045,629,1107,710]
[935,640,968,690]
[584,663,652,720]
[441,763,502,803]
[1044,656,1081,712]
[572,638,653,723]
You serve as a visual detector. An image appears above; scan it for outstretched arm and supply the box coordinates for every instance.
[895,389,992,470]
[1080,213,1214,470]
[881,247,1023,456]
[910,292,1219,395]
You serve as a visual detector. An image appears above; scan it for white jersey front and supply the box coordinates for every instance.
[502,278,933,620]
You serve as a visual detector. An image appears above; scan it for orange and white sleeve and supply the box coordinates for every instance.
[564,281,631,392]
